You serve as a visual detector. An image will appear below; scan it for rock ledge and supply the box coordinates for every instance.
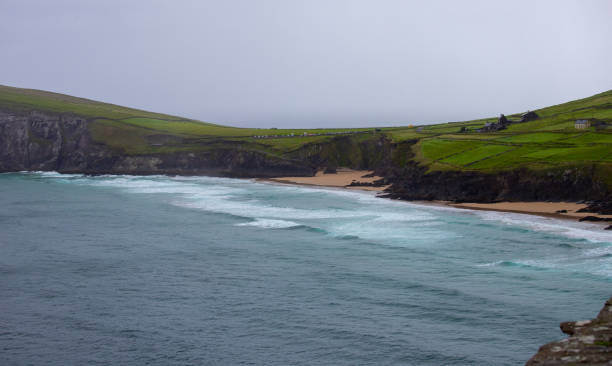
[526,296,612,365]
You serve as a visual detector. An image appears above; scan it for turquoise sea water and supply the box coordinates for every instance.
[1,172,611,365]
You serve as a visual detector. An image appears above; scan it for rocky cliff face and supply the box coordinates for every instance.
[381,162,610,202]
[3,109,612,366]
[0,110,124,173]
[0,110,390,177]
[0,110,317,177]
[288,134,391,171]
[378,138,611,203]
[526,296,612,365]
[1,109,610,203]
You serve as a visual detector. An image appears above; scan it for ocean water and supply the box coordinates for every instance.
[1,172,611,366]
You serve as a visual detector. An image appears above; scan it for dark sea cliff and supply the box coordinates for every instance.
[1,109,610,204]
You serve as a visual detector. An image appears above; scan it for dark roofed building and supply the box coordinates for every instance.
[520,110,539,122]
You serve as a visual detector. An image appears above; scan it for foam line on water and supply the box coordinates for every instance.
[474,210,612,244]
[235,218,302,229]
[24,172,612,246]
[28,171,83,178]
[478,242,612,277]
[176,197,367,220]
[16,172,612,275]
[279,182,610,243]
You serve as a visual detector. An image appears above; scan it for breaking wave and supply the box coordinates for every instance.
[28,171,612,275]
[235,218,302,229]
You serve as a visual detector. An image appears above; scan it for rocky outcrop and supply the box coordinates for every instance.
[526,296,612,365]
[579,216,612,223]
[346,179,386,187]
[1,108,610,204]
[0,111,106,172]
[0,109,390,177]
[86,149,317,178]
[0,110,317,177]
[381,162,610,203]
[287,134,391,171]
[499,114,509,125]
[580,200,612,215]
[521,111,539,122]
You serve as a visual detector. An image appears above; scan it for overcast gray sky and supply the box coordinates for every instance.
[1,0,611,128]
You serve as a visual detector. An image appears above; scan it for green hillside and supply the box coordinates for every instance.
[393,90,612,176]
[0,85,372,155]
[1,84,611,176]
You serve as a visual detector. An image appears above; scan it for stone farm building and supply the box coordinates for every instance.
[575,119,590,129]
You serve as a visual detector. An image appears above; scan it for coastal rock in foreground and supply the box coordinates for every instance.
[526,296,612,365]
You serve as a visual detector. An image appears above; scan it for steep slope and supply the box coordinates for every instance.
[1,84,611,202]
[0,85,386,176]
[378,90,612,202]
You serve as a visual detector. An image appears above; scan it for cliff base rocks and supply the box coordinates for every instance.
[526,297,612,365]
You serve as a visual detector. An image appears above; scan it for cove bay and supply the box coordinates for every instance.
[1,172,610,365]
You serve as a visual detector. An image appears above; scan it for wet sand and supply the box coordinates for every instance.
[449,201,612,221]
[264,169,388,191]
[263,171,610,224]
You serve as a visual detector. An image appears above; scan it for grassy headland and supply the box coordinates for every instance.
[402,90,612,176]
[1,84,611,184]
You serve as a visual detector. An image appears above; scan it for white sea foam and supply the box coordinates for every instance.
[477,260,505,267]
[479,244,612,277]
[176,197,365,220]
[26,172,612,250]
[24,173,456,242]
[14,172,612,276]
[32,171,83,179]
[235,218,301,229]
[314,183,612,244]
[583,246,612,259]
[473,210,612,243]
[371,212,437,222]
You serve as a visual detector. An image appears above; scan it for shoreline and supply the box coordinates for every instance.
[449,202,612,222]
[9,170,611,228]
[260,169,389,192]
[259,170,611,227]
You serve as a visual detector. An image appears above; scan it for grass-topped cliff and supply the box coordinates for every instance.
[395,90,612,177]
[1,84,611,199]
[2,84,611,169]
[0,85,374,156]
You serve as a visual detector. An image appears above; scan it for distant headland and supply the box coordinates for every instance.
[1,84,611,224]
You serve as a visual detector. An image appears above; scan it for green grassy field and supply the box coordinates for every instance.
[0,85,375,154]
[1,84,611,172]
[390,90,612,173]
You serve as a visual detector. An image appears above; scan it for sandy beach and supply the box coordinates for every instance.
[449,202,612,221]
[264,170,610,223]
[265,169,389,191]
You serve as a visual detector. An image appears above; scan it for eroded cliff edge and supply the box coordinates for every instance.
[1,109,610,207]
[0,110,315,177]
[0,109,388,177]
[377,139,611,204]
[526,296,612,365]
[2,105,612,365]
